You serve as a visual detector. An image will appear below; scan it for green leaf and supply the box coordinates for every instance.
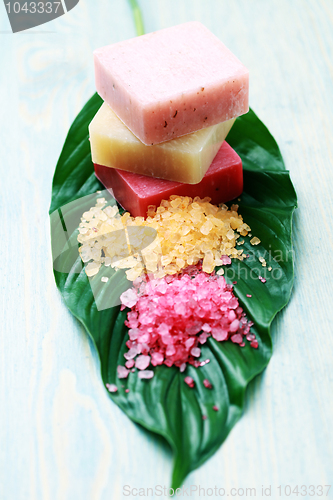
[50,1,297,487]
[50,92,103,214]
[49,94,297,488]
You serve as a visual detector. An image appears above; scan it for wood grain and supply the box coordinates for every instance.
[0,0,332,498]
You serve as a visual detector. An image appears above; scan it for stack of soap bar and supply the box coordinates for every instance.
[94,142,243,217]
[89,103,235,184]
[94,21,249,145]
[90,21,249,213]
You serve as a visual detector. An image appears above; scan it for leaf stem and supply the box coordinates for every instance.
[128,0,145,36]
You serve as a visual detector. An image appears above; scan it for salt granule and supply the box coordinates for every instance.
[135,355,151,370]
[184,376,195,388]
[203,379,213,389]
[120,288,138,308]
[125,359,135,369]
[220,255,232,265]
[191,347,201,357]
[124,347,139,360]
[106,383,118,393]
[259,256,267,267]
[117,365,129,379]
[77,196,254,281]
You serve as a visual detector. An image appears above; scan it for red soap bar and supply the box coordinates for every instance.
[94,142,243,217]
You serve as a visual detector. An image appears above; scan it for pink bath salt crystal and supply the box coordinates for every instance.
[184,376,195,388]
[120,288,138,308]
[124,346,139,360]
[191,347,201,357]
[138,332,150,343]
[231,333,243,344]
[185,337,196,350]
[125,359,135,369]
[220,255,232,265]
[140,343,150,355]
[174,345,187,361]
[117,365,129,379]
[203,379,213,389]
[122,266,255,376]
[259,276,266,283]
[135,343,143,354]
[161,334,174,345]
[157,323,170,336]
[138,370,154,379]
[128,328,139,340]
[126,340,136,349]
[185,323,203,335]
[139,313,154,326]
[198,332,210,344]
[246,294,252,298]
[240,342,245,347]
[106,383,118,393]
[180,363,187,373]
[125,388,130,393]
[228,310,236,321]
[174,302,186,315]
[229,319,240,332]
[212,405,219,412]
[166,344,176,356]
[211,327,229,341]
[133,275,144,288]
[151,351,164,366]
[228,297,239,309]
[246,333,256,341]
[126,312,139,328]
[135,355,151,370]
[250,340,259,349]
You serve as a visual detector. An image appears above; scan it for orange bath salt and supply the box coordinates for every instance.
[250,236,261,245]
[78,196,251,280]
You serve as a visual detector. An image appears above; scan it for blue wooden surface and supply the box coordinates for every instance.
[0,1,332,499]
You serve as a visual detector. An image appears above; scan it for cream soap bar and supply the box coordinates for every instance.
[89,103,235,184]
[94,21,249,145]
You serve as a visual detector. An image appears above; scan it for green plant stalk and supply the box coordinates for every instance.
[128,0,145,36]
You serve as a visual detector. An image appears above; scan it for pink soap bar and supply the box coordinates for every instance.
[94,22,249,145]
[94,142,243,217]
